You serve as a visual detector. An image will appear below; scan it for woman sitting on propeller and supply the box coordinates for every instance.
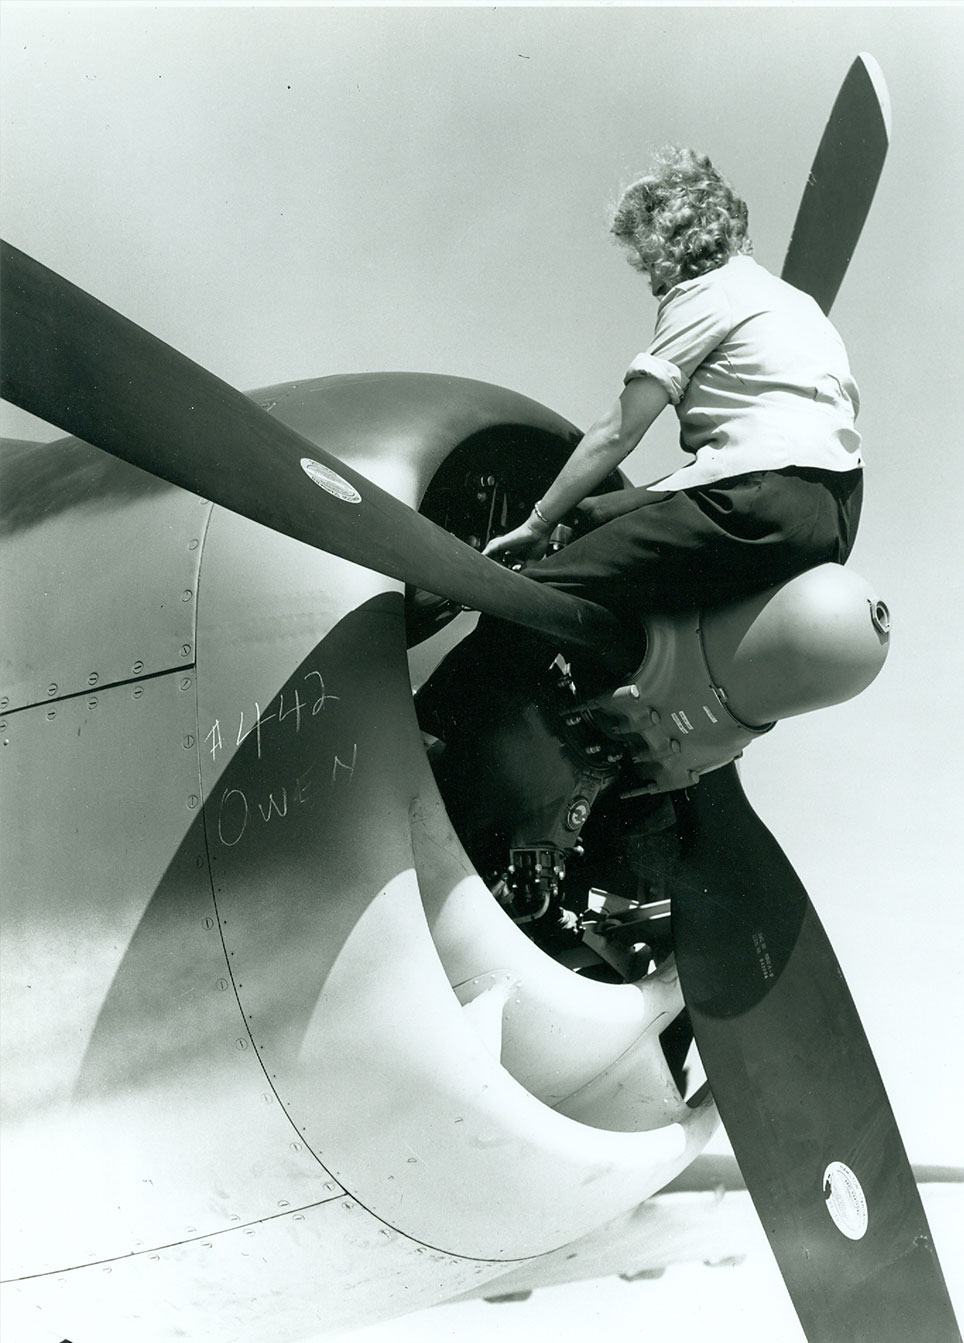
[419,145,865,722]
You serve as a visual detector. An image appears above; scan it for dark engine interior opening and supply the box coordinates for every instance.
[406,425,686,989]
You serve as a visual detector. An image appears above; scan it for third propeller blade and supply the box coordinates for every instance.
[671,764,961,1343]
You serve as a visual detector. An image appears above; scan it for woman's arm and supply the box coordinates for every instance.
[483,375,670,560]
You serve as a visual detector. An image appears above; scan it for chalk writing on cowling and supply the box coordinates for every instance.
[216,750,357,848]
[205,668,340,765]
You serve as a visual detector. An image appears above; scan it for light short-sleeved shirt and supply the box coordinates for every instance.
[624,255,862,492]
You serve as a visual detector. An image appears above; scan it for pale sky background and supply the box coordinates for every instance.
[2,3,962,1340]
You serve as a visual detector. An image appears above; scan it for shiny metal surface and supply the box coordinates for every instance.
[1,377,714,1340]
[0,436,211,711]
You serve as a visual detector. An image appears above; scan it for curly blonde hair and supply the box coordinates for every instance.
[611,147,752,295]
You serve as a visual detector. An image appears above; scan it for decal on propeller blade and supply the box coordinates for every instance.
[823,1161,869,1240]
[300,458,362,504]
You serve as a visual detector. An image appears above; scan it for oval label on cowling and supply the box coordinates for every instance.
[300,458,362,505]
[823,1162,869,1240]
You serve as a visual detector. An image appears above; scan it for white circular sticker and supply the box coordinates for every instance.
[823,1162,869,1240]
[300,458,362,504]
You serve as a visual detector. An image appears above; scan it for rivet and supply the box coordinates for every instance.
[180,645,192,659]
[183,734,196,748]
[187,794,199,809]
[132,685,144,698]
[132,660,144,674]
[87,672,99,686]
[47,683,58,697]
[182,590,193,603]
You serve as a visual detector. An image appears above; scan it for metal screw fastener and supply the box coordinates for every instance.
[47,683,58,697]
[0,697,8,709]
[188,538,200,551]
[180,645,192,659]
[87,698,98,709]
[46,710,56,720]
[132,660,144,674]
[87,672,99,686]
[182,590,193,603]
[180,677,192,691]
[132,686,144,698]
[187,795,199,809]
[183,735,195,749]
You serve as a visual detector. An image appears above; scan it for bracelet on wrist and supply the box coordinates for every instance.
[531,502,553,532]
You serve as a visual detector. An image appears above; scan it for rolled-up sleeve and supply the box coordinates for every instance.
[624,272,732,405]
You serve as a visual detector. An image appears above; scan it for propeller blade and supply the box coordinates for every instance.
[781,53,891,314]
[671,764,961,1343]
[0,239,632,665]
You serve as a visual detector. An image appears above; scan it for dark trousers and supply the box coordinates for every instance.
[417,466,863,725]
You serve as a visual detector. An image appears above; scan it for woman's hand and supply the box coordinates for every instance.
[483,516,553,564]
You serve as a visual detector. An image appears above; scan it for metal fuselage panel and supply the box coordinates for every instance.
[0,437,211,712]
